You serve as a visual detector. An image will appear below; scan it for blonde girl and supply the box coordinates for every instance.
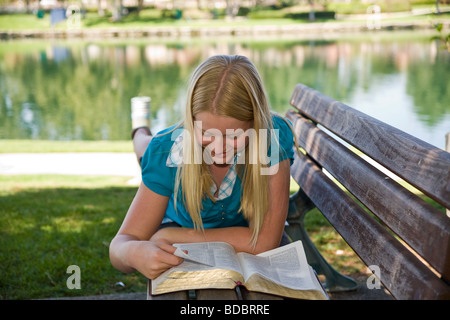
[110,55,295,280]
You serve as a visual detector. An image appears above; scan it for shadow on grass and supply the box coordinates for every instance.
[4,178,425,299]
[0,185,146,300]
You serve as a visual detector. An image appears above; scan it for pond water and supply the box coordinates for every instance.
[1,31,449,148]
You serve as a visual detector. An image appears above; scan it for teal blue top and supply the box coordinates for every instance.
[141,115,294,229]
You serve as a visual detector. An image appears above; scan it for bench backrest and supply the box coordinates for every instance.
[286,83,450,300]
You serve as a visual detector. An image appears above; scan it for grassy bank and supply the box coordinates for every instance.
[0,139,133,153]
[1,7,449,32]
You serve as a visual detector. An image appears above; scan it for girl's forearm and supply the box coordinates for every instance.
[109,234,140,274]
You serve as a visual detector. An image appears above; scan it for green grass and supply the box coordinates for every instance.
[0,174,144,299]
[0,11,298,31]
[0,173,353,299]
[1,8,449,32]
[0,13,51,30]
[0,140,133,153]
[1,173,443,299]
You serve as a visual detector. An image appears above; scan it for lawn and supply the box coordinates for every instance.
[0,139,133,153]
[0,174,144,299]
[1,7,449,32]
[2,172,444,299]
[0,10,300,31]
[0,173,365,299]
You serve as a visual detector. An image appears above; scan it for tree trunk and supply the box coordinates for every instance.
[138,0,144,15]
[111,0,123,21]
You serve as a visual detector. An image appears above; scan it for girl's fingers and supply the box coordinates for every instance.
[156,242,184,266]
[145,243,184,279]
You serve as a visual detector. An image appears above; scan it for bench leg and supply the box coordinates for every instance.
[286,190,358,292]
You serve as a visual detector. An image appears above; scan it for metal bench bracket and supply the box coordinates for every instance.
[285,189,358,292]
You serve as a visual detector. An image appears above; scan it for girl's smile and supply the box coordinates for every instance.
[194,111,253,164]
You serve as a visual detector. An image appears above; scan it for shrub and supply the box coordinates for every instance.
[285,11,336,20]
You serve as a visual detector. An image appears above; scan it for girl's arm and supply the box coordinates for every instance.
[109,182,184,279]
[150,159,291,254]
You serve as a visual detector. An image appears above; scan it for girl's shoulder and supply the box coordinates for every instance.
[271,113,292,131]
[141,123,183,173]
[269,113,295,165]
[141,124,182,196]
[271,113,294,145]
[149,123,183,151]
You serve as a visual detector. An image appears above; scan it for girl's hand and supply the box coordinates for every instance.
[131,240,184,280]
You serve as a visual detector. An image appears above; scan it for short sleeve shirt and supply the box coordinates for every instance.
[141,115,295,229]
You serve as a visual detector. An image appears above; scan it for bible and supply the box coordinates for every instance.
[151,240,329,300]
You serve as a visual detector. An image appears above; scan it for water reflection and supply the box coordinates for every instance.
[0,34,448,148]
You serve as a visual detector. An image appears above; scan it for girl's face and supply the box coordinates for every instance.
[193,111,253,165]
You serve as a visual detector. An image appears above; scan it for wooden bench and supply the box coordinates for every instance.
[285,83,450,300]
[147,83,450,300]
[148,285,285,300]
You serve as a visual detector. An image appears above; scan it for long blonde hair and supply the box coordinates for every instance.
[174,55,276,247]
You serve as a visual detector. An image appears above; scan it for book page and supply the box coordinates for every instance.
[173,242,243,274]
[243,266,328,300]
[238,241,316,290]
[174,246,213,266]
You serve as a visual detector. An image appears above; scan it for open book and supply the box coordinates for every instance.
[151,240,328,300]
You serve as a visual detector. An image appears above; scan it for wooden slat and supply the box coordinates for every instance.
[147,280,189,300]
[286,110,450,279]
[195,289,238,300]
[290,150,450,299]
[290,83,450,209]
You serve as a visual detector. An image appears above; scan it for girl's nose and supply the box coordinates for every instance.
[211,136,226,154]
